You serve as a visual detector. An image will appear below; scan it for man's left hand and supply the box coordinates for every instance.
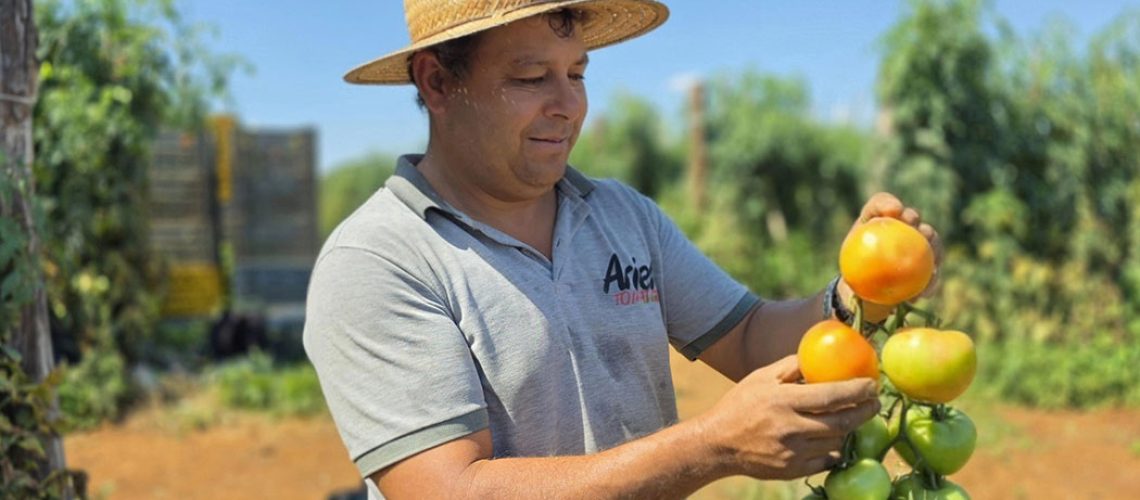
[837,192,943,323]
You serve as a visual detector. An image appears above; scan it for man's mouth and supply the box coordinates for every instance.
[530,136,568,143]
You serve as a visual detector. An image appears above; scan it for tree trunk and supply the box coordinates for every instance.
[687,82,708,216]
[1,0,70,492]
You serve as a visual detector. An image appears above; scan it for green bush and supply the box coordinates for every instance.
[977,334,1140,408]
[209,351,325,416]
[57,347,130,431]
[141,319,212,369]
[320,152,396,240]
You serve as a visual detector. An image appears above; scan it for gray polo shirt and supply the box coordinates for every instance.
[303,155,758,497]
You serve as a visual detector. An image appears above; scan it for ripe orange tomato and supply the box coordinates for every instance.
[839,217,935,305]
[881,328,976,403]
[797,320,879,383]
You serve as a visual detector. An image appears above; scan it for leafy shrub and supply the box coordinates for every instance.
[56,347,130,431]
[209,351,325,416]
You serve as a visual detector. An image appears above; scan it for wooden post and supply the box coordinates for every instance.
[687,81,708,215]
[1,0,70,493]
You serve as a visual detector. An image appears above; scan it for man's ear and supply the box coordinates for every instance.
[411,51,450,114]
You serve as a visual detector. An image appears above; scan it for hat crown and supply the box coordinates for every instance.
[405,0,562,42]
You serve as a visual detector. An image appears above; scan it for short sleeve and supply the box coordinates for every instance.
[638,196,760,360]
[302,247,488,478]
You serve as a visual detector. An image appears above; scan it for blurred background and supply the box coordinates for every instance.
[3,0,1140,498]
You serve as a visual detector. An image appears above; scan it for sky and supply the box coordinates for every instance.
[182,1,1137,172]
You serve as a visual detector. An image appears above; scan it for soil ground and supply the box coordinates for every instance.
[66,351,1140,499]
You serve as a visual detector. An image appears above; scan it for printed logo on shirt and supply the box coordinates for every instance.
[602,253,660,306]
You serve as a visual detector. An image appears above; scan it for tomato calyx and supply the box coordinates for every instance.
[803,478,829,499]
[929,403,951,422]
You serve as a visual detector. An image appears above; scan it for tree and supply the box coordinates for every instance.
[879,0,1140,407]
[569,92,682,198]
[2,0,72,495]
[689,71,869,296]
[319,152,395,240]
[30,0,240,428]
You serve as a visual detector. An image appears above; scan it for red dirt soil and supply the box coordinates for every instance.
[65,352,1140,499]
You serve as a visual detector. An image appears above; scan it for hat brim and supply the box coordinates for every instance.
[343,0,669,85]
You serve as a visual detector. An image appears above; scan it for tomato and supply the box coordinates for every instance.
[890,405,976,475]
[797,320,879,384]
[824,458,892,500]
[881,328,976,403]
[853,415,892,460]
[839,217,934,305]
[891,474,971,499]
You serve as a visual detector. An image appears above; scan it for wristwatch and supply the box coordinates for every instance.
[823,276,855,323]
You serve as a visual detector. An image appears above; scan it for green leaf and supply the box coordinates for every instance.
[0,218,25,256]
[2,344,23,363]
[17,435,45,457]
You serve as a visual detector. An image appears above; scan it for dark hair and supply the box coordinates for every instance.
[409,8,588,109]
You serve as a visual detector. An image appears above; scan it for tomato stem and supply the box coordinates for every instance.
[897,302,913,327]
[924,467,943,491]
[879,397,908,462]
[841,431,857,466]
[884,306,902,334]
[931,404,948,421]
[902,303,943,328]
[853,297,865,331]
[883,394,902,421]
[804,477,827,497]
[890,397,938,480]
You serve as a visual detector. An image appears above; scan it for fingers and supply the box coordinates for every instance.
[901,207,921,227]
[859,192,904,222]
[918,222,944,298]
[919,222,944,266]
[801,436,846,455]
[758,354,802,384]
[854,193,943,299]
[799,399,883,437]
[785,378,879,413]
[800,451,842,477]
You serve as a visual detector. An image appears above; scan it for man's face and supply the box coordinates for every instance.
[439,15,588,201]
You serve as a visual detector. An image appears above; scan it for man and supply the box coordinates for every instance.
[304,1,941,499]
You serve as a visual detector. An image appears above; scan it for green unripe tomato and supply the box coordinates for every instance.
[890,405,976,475]
[891,473,971,499]
[824,458,892,500]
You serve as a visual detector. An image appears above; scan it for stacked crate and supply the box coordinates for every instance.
[147,131,223,317]
[148,117,318,327]
[228,127,319,308]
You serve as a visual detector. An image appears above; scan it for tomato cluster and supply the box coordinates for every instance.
[798,217,978,500]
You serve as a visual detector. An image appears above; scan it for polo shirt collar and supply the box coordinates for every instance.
[386,154,596,221]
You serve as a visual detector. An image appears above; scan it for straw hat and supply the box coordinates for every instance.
[344,0,670,85]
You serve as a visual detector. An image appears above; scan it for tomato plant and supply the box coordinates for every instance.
[852,415,892,460]
[805,206,977,500]
[891,405,976,475]
[824,458,892,500]
[797,320,879,383]
[882,328,976,403]
[891,473,971,499]
[839,217,934,305]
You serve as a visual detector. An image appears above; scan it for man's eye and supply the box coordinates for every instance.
[571,74,586,82]
[516,76,544,85]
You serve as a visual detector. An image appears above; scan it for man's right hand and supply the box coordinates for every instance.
[697,354,881,480]
[373,354,879,499]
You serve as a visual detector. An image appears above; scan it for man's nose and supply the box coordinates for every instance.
[546,77,586,122]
